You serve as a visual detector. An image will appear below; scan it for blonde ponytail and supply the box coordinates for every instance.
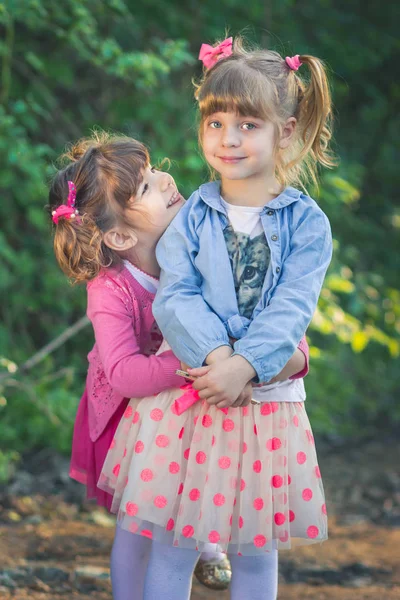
[294,55,337,182]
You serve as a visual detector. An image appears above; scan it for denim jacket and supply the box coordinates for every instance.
[153,181,332,383]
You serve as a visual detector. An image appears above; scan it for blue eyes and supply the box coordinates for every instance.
[208,121,257,130]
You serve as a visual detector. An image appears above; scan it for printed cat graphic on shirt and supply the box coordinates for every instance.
[223,224,271,319]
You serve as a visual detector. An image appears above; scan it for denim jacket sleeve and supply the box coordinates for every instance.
[233,205,333,383]
[153,203,230,367]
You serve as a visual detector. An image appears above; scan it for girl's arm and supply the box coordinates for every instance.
[233,207,332,383]
[230,335,309,383]
[87,277,183,398]
[269,347,307,383]
[153,195,231,368]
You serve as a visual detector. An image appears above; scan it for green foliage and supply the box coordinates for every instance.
[0,0,398,464]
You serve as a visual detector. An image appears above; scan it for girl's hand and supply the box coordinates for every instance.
[229,382,253,408]
[188,355,256,409]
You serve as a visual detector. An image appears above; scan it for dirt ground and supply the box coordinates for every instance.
[0,437,399,599]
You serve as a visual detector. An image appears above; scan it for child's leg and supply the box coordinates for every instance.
[110,524,152,600]
[143,540,199,600]
[228,550,278,600]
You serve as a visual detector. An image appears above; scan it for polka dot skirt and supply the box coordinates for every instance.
[98,388,328,555]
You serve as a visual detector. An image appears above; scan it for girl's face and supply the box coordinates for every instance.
[202,111,278,182]
[127,166,184,243]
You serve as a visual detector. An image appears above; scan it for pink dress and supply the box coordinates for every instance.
[69,264,183,510]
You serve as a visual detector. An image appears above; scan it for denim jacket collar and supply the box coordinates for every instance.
[198,181,302,213]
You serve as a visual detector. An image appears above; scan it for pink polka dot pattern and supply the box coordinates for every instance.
[253,498,264,511]
[154,495,167,508]
[297,451,307,464]
[279,530,289,542]
[223,418,235,432]
[253,460,262,473]
[135,441,144,454]
[208,530,220,543]
[271,475,283,488]
[126,502,138,516]
[196,451,206,464]
[260,404,271,416]
[307,525,319,538]
[213,493,226,506]
[254,534,267,547]
[98,390,327,555]
[182,525,194,538]
[140,469,153,482]
[141,529,153,539]
[189,488,201,501]
[202,414,212,427]
[150,408,164,421]
[274,512,286,525]
[218,456,231,469]
[124,406,133,419]
[156,435,169,448]
[266,437,282,451]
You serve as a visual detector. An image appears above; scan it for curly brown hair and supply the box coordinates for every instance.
[49,131,149,283]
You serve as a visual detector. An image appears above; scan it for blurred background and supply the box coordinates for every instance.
[1,0,398,467]
[0,1,399,598]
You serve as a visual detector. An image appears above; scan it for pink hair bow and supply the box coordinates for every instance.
[285,55,302,71]
[174,383,228,416]
[199,37,233,70]
[52,180,79,224]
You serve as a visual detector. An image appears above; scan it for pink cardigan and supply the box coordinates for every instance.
[86,267,183,442]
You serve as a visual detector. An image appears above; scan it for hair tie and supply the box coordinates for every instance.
[285,55,303,71]
[199,37,233,70]
[52,181,80,224]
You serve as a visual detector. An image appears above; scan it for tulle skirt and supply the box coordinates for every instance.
[98,387,327,555]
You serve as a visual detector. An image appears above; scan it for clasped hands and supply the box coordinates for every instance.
[182,345,257,410]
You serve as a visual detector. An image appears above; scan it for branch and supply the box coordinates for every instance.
[0,315,90,382]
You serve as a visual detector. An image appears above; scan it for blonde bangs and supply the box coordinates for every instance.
[197,62,277,124]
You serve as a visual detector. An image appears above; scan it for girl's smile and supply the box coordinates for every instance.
[202,111,277,183]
